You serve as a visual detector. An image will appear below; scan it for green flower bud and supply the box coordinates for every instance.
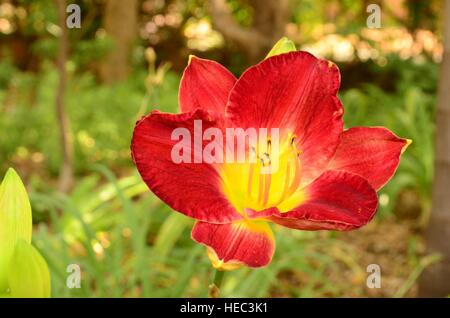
[0,168,32,293]
[8,239,51,298]
[265,37,296,59]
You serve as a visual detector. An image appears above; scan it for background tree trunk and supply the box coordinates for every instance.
[55,0,74,193]
[99,0,138,84]
[419,0,450,297]
[208,0,289,63]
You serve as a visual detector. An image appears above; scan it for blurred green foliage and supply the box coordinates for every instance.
[0,62,180,176]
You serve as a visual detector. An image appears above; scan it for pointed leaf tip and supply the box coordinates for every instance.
[265,37,296,59]
[3,168,20,184]
[0,168,32,293]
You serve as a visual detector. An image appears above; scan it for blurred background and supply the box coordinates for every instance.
[0,0,448,297]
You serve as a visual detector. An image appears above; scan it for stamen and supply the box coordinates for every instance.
[273,161,291,206]
[262,173,271,206]
[242,133,303,211]
[247,162,255,199]
[273,138,302,207]
[261,153,271,166]
[286,149,302,197]
[288,159,301,194]
[256,162,264,204]
[250,146,257,161]
[247,146,258,200]
[290,135,296,145]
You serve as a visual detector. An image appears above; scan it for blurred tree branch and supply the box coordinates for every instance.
[55,0,74,193]
[419,0,450,297]
[383,0,409,26]
[208,0,289,62]
[99,0,138,84]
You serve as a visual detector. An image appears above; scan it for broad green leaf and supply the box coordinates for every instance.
[8,239,51,298]
[265,37,296,59]
[0,168,32,293]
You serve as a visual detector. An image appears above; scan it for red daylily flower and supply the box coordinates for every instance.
[131,51,410,269]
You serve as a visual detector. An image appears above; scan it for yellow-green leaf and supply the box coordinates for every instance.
[265,37,296,59]
[8,240,51,298]
[0,168,32,293]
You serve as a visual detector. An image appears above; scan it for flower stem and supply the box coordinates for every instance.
[208,269,225,298]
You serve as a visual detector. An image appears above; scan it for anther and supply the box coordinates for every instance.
[261,152,271,167]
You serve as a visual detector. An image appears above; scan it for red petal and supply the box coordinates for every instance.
[179,56,236,116]
[226,51,343,184]
[259,170,378,231]
[131,109,242,223]
[192,220,275,268]
[328,127,411,190]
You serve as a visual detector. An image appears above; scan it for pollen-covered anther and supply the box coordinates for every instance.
[260,153,271,167]
[242,134,303,210]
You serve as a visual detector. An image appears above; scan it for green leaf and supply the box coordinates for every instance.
[8,239,51,298]
[265,37,296,59]
[153,213,192,262]
[0,168,32,293]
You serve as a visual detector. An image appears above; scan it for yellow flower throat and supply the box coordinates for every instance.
[220,133,306,215]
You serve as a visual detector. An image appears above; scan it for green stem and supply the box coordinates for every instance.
[214,270,225,288]
[208,269,225,298]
